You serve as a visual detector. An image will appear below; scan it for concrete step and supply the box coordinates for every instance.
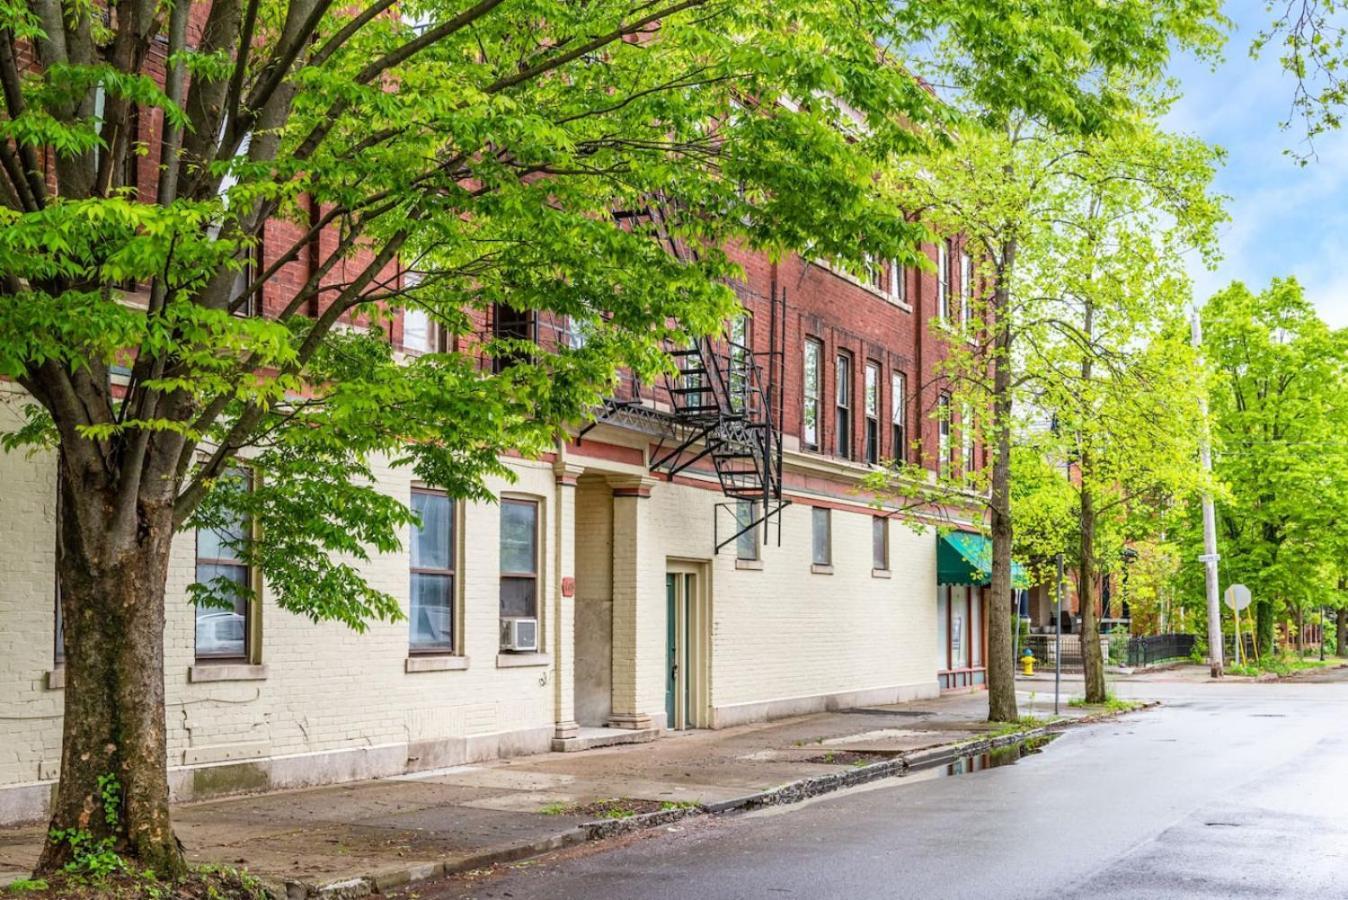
[552,726,660,752]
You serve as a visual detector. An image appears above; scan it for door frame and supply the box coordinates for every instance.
[665,559,710,730]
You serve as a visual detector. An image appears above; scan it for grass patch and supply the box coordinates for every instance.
[1226,654,1338,678]
[538,797,673,819]
[1068,694,1142,714]
[2,866,272,899]
[987,716,1054,738]
[3,880,48,895]
[659,800,699,812]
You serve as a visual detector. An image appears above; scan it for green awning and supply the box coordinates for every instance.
[937,530,1029,588]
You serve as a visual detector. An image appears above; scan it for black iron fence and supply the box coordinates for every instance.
[1125,634,1196,668]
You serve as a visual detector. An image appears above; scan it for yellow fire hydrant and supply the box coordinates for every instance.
[1021,648,1036,676]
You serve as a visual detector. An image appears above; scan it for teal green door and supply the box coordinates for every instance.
[666,572,698,729]
[665,574,678,728]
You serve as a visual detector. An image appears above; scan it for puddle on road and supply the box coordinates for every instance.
[918,734,1060,779]
[745,734,1061,819]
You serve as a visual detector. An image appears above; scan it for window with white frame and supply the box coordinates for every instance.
[811,506,831,566]
[962,404,977,474]
[410,488,455,653]
[888,260,906,305]
[864,361,880,465]
[403,307,434,353]
[729,314,750,412]
[938,392,952,478]
[803,338,822,450]
[937,241,951,323]
[960,250,973,329]
[891,370,907,464]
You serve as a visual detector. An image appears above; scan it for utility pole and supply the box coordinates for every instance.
[1191,309,1223,678]
[1055,551,1064,715]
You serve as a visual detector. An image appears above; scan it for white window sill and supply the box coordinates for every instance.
[811,564,834,575]
[496,652,551,668]
[735,558,764,571]
[45,668,65,691]
[872,568,892,579]
[189,663,268,683]
[406,655,469,673]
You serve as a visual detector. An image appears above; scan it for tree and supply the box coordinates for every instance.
[866,109,1220,710]
[1175,280,1348,659]
[0,0,1226,876]
[1019,123,1222,701]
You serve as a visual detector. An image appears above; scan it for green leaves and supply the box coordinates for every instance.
[4,0,1227,636]
[1173,280,1348,628]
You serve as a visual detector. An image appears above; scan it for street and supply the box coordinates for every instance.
[415,673,1348,900]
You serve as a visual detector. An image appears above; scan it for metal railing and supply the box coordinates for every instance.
[1125,634,1196,668]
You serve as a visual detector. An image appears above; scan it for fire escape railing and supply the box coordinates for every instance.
[578,201,789,553]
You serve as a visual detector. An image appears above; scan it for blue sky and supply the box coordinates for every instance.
[1165,9,1348,327]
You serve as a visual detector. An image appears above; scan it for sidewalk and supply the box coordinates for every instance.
[0,687,1112,897]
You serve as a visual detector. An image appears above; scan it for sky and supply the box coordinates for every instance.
[1165,7,1348,327]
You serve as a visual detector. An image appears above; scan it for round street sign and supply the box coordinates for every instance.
[1224,583,1252,612]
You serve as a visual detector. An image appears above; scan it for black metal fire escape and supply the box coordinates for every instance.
[580,201,789,554]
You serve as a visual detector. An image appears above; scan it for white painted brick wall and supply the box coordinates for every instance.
[1,382,943,809]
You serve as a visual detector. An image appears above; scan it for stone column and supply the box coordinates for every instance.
[607,475,661,730]
[551,462,584,744]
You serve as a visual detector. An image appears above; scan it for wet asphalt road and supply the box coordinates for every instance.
[420,673,1348,900]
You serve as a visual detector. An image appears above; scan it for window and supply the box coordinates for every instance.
[565,315,590,349]
[864,361,880,465]
[811,507,831,566]
[835,351,852,459]
[195,470,252,661]
[492,303,535,373]
[230,236,262,317]
[802,338,822,450]
[729,314,750,412]
[410,489,455,653]
[499,499,539,624]
[403,307,435,353]
[962,404,976,475]
[938,393,952,478]
[891,371,907,464]
[864,255,886,292]
[735,499,759,561]
[872,517,889,571]
[960,250,973,329]
[937,241,951,323]
[888,260,906,305]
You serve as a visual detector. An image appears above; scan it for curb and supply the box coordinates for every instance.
[288,703,1152,897]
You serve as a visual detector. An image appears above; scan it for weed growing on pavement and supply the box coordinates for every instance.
[1068,694,1142,713]
[2,880,48,894]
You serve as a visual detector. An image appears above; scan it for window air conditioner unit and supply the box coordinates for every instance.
[500,617,539,652]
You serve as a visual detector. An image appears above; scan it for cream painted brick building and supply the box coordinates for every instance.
[0,379,948,826]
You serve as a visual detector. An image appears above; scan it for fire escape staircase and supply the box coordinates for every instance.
[581,201,789,553]
[652,334,789,553]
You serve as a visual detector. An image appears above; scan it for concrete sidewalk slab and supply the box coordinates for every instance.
[0,685,1113,897]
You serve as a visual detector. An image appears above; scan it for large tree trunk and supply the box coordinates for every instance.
[986,243,1018,724]
[1075,291,1106,703]
[1255,598,1274,659]
[1078,478,1107,702]
[36,461,185,879]
[1337,607,1347,658]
